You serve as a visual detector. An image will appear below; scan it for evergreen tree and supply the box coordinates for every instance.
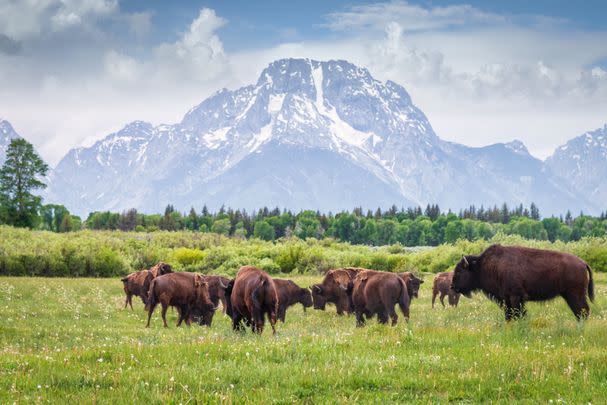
[0,138,49,227]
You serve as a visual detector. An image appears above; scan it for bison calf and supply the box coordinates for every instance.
[432,272,460,308]
[230,266,279,334]
[121,262,173,310]
[274,279,313,322]
[451,244,594,321]
[398,272,424,300]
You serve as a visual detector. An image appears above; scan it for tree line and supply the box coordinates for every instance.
[83,203,607,246]
[1,138,606,246]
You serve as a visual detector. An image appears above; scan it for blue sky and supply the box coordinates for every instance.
[0,1,606,164]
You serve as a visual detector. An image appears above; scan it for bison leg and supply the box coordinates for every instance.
[145,302,157,328]
[377,311,389,324]
[161,304,169,328]
[388,306,398,326]
[232,313,244,332]
[505,297,526,321]
[432,289,438,308]
[277,305,286,323]
[439,292,446,308]
[563,293,590,321]
[269,311,277,335]
[355,310,365,327]
[124,293,133,310]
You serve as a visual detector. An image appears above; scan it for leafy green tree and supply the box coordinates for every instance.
[542,217,561,242]
[0,138,49,227]
[253,220,275,241]
[211,218,231,235]
[294,210,323,239]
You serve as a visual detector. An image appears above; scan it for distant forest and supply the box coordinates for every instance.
[32,202,607,247]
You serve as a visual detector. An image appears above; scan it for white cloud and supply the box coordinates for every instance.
[1,1,606,166]
[0,0,118,40]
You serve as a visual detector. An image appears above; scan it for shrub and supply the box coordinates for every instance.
[173,247,206,267]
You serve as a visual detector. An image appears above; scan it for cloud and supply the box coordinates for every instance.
[1,1,606,166]
[153,8,229,83]
[0,0,118,40]
[0,5,235,165]
[325,1,507,32]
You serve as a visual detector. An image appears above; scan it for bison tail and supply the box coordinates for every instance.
[397,277,410,320]
[586,264,595,303]
[252,281,265,311]
[146,278,158,311]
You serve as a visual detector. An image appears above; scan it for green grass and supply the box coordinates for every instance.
[1,274,606,404]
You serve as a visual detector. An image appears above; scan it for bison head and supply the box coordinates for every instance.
[299,288,313,311]
[402,273,424,299]
[451,255,479,298]
[310,284,326,310]
[193,275,217,326]
[158,262,173,276]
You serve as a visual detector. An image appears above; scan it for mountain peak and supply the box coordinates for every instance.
[45,58,598,216]
[504,140,529,155]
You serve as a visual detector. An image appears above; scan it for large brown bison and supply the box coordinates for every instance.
[145,272,216,328]
[432,272,460,308]
[120,262,173,309]
[349,270,411,327]
[310,267,363,315]
[273,279,313,322]
[451,244,594,320]
[230,266,279,334]
[398,272,424,300]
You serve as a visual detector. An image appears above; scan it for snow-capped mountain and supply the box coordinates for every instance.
[45,58,598,216]
[0,119,21,166]
[546,125,607,207]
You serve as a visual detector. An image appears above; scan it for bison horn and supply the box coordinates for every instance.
[219,281,228,289]
[311,285,322,294]
[462,255,469,268]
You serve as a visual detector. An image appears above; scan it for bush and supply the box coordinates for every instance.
[0,226,605,278]
[258,258,280,274]
[173,247,206,267]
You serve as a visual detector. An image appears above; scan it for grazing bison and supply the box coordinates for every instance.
[121,262,173,310]
[145,272,216,328]
[432,272,460,308]
[230,266,279,334]
[398,272,424,300]
[349,270,411,327]
[451,244,594,320]
[273,279,313,322]
[310,267,363,315]
[203,275,231,314]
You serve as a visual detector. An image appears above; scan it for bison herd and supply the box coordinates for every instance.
[121,245,595,334]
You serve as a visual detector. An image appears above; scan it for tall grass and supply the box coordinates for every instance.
[0,274,605,403]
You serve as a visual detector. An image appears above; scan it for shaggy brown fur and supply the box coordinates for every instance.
[349,270,411,327]
[310,267,364,315]
[145,272,215,328]
[274,279,313,322]
[432,272,460,308]
[452,244,594,320]
[230,266,279,334]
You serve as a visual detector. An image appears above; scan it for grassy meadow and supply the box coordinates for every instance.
[1,273,606,403]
